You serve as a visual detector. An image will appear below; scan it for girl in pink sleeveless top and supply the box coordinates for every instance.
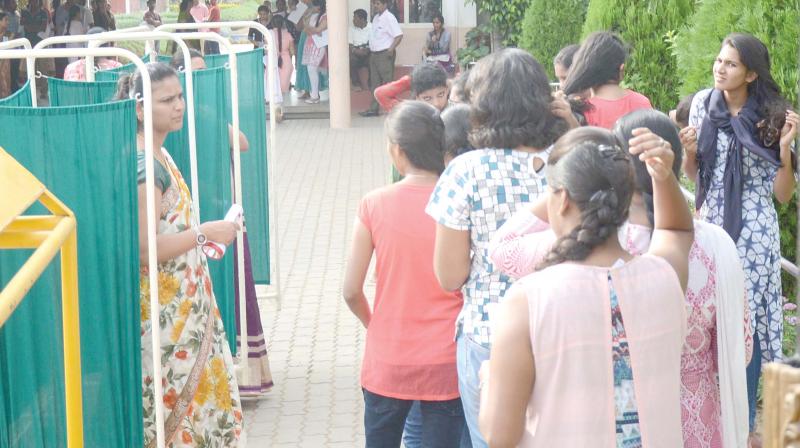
[563,32,652,129]
[478,127,694,447]
[488,111,753,447]
[343,101,468,447]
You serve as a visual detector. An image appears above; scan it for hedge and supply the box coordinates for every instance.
[673,0,800,298]
[581,0,696,111]
[518,0,589,80]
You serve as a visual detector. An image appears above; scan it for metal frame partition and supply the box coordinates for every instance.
[33,32,202,219]
[152,26,281,386]
[156,22,282,308]
[0,38,36,106]
[0,46,162,448]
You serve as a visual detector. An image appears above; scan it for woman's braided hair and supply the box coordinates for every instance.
[537,127,635,270]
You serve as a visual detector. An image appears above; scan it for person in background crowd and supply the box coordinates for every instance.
[294,0,327,100]
[300,0,326,104]
[563,31,652,129]
[423,13,452,74]
[189,0,208,31]
[204,0,220,54]
[0,12,10,98]
[176,0,200,51]
[4,0,21,92]
[248,4,271,47]
[76,0,92,29]
[375,62,448,112]
[425,48,569,448]
[114,62,243,446]
[344,101,468,448]
[670,92,695,129]
[478,125,693,447]
[51,0,73,77]
[92,0,114,30]
[553,43,578,89]
[348,8,370,92]
[63,26,121,80]
[448,69,468,104]
[441,104,475,165]
[285,0,305,42]
[22,0,55,99]
[273,0,286,16]
[65,4,88,62]
[359,0,402,117]
[53,0,72,36]
[142,0,161,27]
[21,0,49,47]
[682,33,799,446]
[270,14,294,94]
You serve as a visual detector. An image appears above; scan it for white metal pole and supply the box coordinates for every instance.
[153,26,253,384]
[34,32,201,223]
[158,22,282,308]
[0,46,165,448]
[0,38,36,107]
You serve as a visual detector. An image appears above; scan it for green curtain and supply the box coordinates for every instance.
[0,100,143,447]
[94,62,137,82]
[48,78,120,106]
[164,66,237,354]
[0,80,32,107]
[209,48,271,285]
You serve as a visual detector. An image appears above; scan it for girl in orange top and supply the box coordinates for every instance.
[563,31,652,129]
[343,101,468,447]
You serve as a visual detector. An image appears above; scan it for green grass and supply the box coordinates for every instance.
[112,1,261,55]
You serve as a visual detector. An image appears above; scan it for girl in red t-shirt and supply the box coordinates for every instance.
[563,31,652,129]
[343,101,468,447]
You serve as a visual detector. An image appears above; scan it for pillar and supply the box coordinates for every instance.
[327,0,351,129]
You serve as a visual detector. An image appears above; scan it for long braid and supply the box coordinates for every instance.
[537,130,634,270]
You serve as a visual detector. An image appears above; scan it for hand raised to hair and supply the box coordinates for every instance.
[550,91,579,129]
[628,128,675,182]
[679,126,697,157]
[780,110,800,151]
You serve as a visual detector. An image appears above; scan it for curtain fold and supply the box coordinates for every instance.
[164,66,237,354]
[212,48,271,285]
[48,78,119,106]
[0,100,143,447]
[94,62,137,82]
[0,80,32,106]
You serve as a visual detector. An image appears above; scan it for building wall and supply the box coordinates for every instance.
[347,0,476,67]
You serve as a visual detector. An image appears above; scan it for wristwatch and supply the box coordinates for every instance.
[195,228,208,247]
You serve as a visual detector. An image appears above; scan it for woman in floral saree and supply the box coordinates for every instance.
[116,62,244,447]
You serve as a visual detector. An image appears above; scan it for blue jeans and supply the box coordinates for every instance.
[363,389,467,448]
[402,401,422,448]
[457,335,489,448]
[746,331,762,431]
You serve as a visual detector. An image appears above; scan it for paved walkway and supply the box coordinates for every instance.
[243,117,390,447]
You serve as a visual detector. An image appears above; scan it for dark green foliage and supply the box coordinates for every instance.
[468,0,533,46]
[673,0,800,300]
[456,24,492,69]
[581,0,696,111]
[518,0,589,80]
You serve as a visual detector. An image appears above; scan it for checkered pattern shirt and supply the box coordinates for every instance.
[426,148,549,348]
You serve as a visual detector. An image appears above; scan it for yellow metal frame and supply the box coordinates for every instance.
[0,147,83,447]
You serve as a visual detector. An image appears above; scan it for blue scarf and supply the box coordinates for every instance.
[696,89,781,242]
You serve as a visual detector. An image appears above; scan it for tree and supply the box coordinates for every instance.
[582,0,696,111]
[518,0,589,80]
[467,0,533,48]
[673,0,800,298]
